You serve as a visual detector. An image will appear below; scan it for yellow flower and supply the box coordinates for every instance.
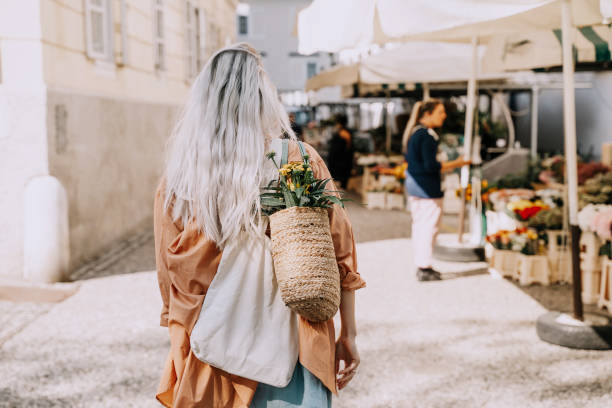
[482,180,488,188]
[288,182,296,191]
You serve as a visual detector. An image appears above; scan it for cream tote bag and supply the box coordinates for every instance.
[190,140,298,387]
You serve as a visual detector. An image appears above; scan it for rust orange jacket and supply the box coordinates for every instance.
[154,141,366,408]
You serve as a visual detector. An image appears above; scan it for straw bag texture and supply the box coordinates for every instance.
[269,206,341,322]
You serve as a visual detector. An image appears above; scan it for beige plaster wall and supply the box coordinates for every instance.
[46,89,177,269]
[1,0,237,280]
[41,0,237,271]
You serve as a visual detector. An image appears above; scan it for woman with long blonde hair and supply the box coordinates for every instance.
[154,43,365,407]
[403,100,470,281]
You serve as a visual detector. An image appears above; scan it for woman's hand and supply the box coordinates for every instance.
[335,335,360,390]
[441,158,471,173]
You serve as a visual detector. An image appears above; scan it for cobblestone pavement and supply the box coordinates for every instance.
[0,301,53,348]
[3,241,612,407]
[68,220,155,282]
[3,197,612,407]
[65,196,458,283]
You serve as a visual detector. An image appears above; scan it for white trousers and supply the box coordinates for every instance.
[409,196,443,269]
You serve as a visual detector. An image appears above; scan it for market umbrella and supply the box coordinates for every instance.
[305,41,509,158]
[298,0,612,328]
[297,0,607,55]
[482,24,612,73]
[305,42,505,92]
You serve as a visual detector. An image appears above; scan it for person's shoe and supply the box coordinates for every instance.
[416,267,442,281]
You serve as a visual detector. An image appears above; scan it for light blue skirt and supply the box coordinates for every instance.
[250,362,332,408]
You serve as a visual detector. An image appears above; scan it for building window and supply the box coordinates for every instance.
[119,0,128,65]
[84,0,113,61]
[307,62,317,79]
[237,3,250,36]
[185,1,205,78]
[238,15,248,35]
[195,8,206,71]
[153,0,165,71]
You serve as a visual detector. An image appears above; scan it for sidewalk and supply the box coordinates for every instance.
[2,239,612,407]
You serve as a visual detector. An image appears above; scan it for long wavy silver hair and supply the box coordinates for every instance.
[164,43,295,248]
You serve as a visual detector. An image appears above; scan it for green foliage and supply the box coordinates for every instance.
[260,151,347,216]
[527,207,563,230]
[490,157,543,190]
[600,241,612,259]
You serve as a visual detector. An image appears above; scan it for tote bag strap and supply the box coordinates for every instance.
[296,141,307,160]
[272,139,307,167]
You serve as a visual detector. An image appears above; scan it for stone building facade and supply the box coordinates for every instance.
[0,0,237,282]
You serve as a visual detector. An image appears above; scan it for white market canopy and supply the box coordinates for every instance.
[483,24,612,72]
[298,0,612,53]
[306,42,505,91]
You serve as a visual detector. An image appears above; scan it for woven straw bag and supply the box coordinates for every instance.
[268,140,341,322]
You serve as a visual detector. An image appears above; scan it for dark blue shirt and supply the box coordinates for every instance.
[404,127,443,199]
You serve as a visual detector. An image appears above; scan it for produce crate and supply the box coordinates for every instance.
[366,192,386,210]
[580,231,602,271]
[582,266,602,305]
[515,254,551,286]
[547,230,571,283]
[580,231,603,305]
[490,249,519,278]
[549,252,571,284]
[386,193,405,210]
[598,257,612,311]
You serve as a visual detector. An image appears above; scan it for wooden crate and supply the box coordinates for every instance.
[582,266,602,305]
[598,257,612,311]
[366,192,386,210]
[386,193,405,210]
[490,249,519,278]
[515,254,551,286]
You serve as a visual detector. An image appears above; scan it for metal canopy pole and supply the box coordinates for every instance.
[458,35,478,242]
[531,85,540,159]
[561,0,583,321]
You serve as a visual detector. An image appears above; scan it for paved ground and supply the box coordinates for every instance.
[64,197,455,282]
[3,201,612,407]
[2,239,612,407]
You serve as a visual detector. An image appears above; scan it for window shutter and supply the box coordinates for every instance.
[153,0,165,70]
[185,1,196,78]
[84,0,113,61]
[196,8,206,71]
[119,0,128,64]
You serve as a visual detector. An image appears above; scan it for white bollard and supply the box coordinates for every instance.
[23,176,70,283]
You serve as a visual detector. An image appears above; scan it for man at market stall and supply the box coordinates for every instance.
[328,113,354,189]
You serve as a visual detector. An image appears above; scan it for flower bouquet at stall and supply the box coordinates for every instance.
[456,179,496,209]
[260,150,344,322]
[507,199,549,222]
[487,229,513,250]
[511,228,541,256]
[487,228,541,278]
[580,172,612,207]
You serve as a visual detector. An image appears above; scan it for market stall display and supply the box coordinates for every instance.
[484,155,612,307]
[362,161,406,210]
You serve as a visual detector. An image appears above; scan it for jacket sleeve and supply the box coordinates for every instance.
[154,181,222,334]
[304,143,366,291]
[154,182,175,327]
